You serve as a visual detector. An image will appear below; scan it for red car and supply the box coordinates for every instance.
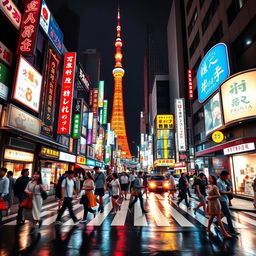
[148,175,170,192]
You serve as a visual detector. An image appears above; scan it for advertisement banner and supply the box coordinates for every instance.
[41,44,60,137]
[0,0,21,30]
[89,89,93,106]
[204,93,223,135]
[81,103,88,137]
[79,136,86,155]
[13,56,43,112]
[98,80,104,107]
[41,168,51,191]
[78,64,89,91]
[39,0,63,54]
[87,129,92,145]
[41,147,59,159]
[57,52,76,134]
[92,116,98,144]
[7,104,41,135]
[156,115,174,129]
[59,152,76,163]
[221,70,256,124]
[0,62,11,100]
[4,149,34,162]
[108,129,115,145]
[87,112,93,130]
[17,0,41,55]
[102,100,108,124]
[105,145,110,163]
[92,88,99,116]
[175,99,186,152]
[188,69,194,99]
[87,145,95,159]
[72,99,82,139]
[154,159,175,167]
[197,43,230,103]
[0,41,13,66]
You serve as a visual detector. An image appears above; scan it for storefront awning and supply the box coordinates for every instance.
[195,137,256,157]
[75,164,93,170]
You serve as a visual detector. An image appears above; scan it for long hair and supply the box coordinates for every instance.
[33,171,42,185]
[210,175,217,185]
[86,171,94,181]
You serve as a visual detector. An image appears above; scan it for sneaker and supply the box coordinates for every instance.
[80,219,87,223]
[55,221,63,225]
[100,207,104,213]
[98,205,102,212]
[93,210,96,218]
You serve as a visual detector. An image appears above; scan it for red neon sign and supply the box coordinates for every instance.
[188,69,194,100]
[16,0,41,55]
[57,52,76,134]
[92,88,99,116]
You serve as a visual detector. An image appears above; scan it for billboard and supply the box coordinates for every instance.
[175,98,186,152]
[156,115,174,129]
[0,62,11,101]
[72,99,82,139]
[92,88,99,116]
[13,56,42,112]
[0,41,13,66]
[188,69,194,99]
[17,0,41,55]
[98,80,104,107]
[197,43,230,103]
[221,69,256,124]
[41,44,60,137]
[204,92,223,135]
[57,52,76,134]
[102,100,108,124]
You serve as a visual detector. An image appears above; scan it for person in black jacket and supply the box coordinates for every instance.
[14,169,30,225]
[177,173,190,208]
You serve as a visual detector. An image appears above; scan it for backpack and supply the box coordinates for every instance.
[55,175,66,199]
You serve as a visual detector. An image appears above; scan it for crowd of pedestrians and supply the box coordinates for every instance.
[0,165,255,239]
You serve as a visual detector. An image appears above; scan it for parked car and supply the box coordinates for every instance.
[148,175,170,192]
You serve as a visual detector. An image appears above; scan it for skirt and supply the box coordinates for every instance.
[207,199,221,215]
[87,191,97,208]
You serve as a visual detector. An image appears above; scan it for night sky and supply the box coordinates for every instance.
[47,0,172,156]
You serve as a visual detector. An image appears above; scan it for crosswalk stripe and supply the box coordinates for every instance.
[87,201,112,226]
[244,212,256,218]
[134,200,148,226]
[231,212,256,226]
[111,195,131,226]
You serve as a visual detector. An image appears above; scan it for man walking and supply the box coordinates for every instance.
[129,170,137,192]
[94,166,106,213]
[6,171,15,215]
[14,169,30,224]
[217,170,240,237]
[0,168,9,227]
[128,171,147,214]
[55,170,79,225]
[177,173,190,208]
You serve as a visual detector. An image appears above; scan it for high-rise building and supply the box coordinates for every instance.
[82,49,101,88]
[110,8,132,159]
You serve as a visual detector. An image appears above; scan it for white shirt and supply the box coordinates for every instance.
[120,176,129,184]
[129,174,137,182]
[61,178,75,198]
[111,179,120,196]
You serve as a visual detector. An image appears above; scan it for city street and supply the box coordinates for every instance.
[0,193,256,256]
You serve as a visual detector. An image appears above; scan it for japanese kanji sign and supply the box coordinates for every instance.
[221,70,256,124]
[98,80,104,107]
[156,115,174,130]
[0,41,13,66]
[17,0,41,55]
[0,0,21,30]
[57,52,76,134]
[188,69,194,99]
[102,100,108,124]
[41,44,60,137]
[72,99,82,139]
[92,88,99,116]
[197,43,230,103]
[13,56,42,112]
[0,62,11,100]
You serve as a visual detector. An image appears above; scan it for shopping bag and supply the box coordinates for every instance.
[19,197,32,209]
[87,191,97,208]
[0,200,7,210]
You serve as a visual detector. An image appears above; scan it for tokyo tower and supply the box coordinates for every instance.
[111,7,132,159]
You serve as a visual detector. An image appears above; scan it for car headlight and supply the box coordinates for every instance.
[149,182,156,188]
[163,182,170,188]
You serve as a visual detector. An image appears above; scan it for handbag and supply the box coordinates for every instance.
[41,191,48,200]
[19,197,32,209]
[0,200,7,210]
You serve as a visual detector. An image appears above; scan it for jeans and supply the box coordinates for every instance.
[129,192,145,212]
[187,188,192,197]
[178,191,189,207]
[56,197,77,222]
[220,200,236,233]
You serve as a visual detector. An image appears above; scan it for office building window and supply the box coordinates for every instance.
[227,0,248,25]
[204,22,223,54]
[202,0,220,34]
[199,0,205,8]
[189,32,200,58]
[193,56,202,76]
[188,9,198,36]
[186,0,193,15]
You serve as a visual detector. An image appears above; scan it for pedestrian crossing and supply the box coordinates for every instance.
[2,193,256,229]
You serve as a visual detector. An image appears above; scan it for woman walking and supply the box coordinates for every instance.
[206,175,231,238]
[80,172,97,223]
[120,172,129,200]
[110,173,121,213]
[24,171,45,233]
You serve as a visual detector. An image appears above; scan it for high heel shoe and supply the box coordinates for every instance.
[223,233,232,238]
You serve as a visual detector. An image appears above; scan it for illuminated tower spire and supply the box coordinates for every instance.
[111,6,132,159]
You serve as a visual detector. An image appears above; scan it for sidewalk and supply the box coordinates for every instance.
[230,197,256,212]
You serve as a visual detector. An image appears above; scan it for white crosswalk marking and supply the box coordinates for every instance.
[231,212,256,226]
[111,195,131,226]
[243,212,256,218]
[134,200,148,226]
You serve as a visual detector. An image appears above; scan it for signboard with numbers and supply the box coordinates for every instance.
[41,44,60,137]
[17,0,41,55]
[0,0,21,30]
[197,43,230,103]
[0,41,13,66]
[221,69,256,124]
[57,52,76,134]
[13,56,42,112]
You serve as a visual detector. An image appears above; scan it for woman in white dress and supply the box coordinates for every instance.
[24,171,45,233]
[110,173,121,213]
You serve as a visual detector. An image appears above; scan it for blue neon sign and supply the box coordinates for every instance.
[86,159,95,166]
[197,43,230,103]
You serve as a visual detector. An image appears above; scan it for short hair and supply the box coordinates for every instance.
[93,166,100,171]
[21,168,29,176]
[67,170,74,175]
[138,171,143,176]
[112,173,118,179]
[0,167,7,173]
[7,171,13,176]
[220,170,229,177]
[198,173,205,178]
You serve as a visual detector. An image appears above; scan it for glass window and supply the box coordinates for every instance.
[188,9,198,36]
[4,162,33,179]
[227,0,248,25]
[189,32,200,58]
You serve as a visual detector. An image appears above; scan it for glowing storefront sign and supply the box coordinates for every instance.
[212,131,224,143]
[224,143,255,155]
[154,159,175,167]
[156,115,174,130]
[4,149,34,162]
[197,43,230,103]
[175,99,186,152]
[221,69,256,124]
[59,152,76,163]
[0,41,13,67]
[98,80,104,107]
